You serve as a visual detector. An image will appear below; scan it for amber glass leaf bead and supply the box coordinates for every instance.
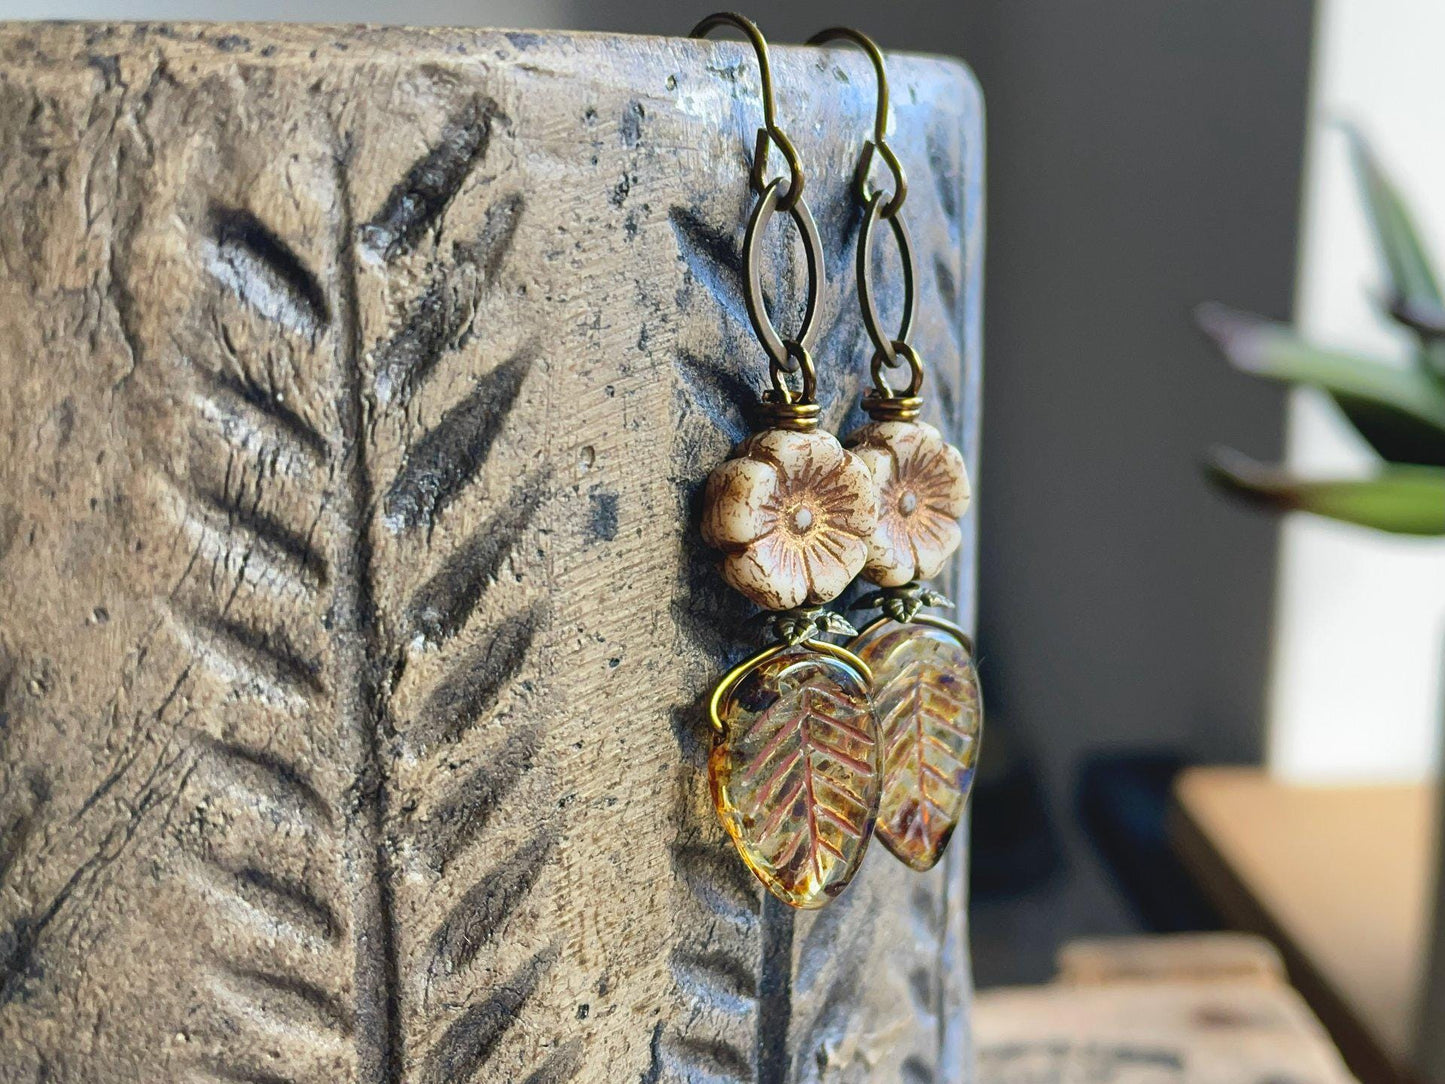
[710,645,882,909]
[851,618,982,871]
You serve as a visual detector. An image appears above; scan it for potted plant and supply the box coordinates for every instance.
[1202,128,1445,532]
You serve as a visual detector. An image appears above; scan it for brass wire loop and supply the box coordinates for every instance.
[708,638,874,734]
[744,177,824,387]
[692,12,806,209]
[806,25,908,218]
[867,341,925,412]
[857,187,917,371]
[764,340,819,420]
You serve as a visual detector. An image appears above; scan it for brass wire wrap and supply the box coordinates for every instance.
[867,340,925,405]
[861,392,923,423]
[758,393,821,432]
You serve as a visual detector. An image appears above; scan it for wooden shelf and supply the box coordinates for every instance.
[976,933,1356,1083]
[1171,767,1438,1084]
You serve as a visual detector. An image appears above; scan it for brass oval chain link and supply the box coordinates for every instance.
[856,187,917,375]
[806,25,922,401]
[744,177,823,398]
[693,12,824,404]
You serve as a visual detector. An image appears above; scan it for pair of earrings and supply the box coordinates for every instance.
[692,15,983,910]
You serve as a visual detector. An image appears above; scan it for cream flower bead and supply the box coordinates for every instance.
[846,420,971,587]
[702,428,880,611]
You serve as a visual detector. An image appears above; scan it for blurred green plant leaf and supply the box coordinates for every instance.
[1197,302,1445,466]
[1206,447,1445,536]
[1391,295,1445,339]
[1342,124,1445,376]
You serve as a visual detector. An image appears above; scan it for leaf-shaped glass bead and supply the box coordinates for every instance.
[852,619,982,871]
[710,647,882,909]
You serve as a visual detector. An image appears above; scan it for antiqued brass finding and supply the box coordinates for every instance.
[758,394,821,432]
[690,17,826,405]
[806,25,909,217]
[857,189,917,369]
[868,341,925,403]
[854,581,958,627]
[743,180,826,402]
[862,393,923,423]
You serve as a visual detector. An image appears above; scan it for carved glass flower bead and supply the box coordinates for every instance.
[846,420,971,588]
[702,428,880,611]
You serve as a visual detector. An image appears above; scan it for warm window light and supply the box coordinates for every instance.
[1268,0,1445,785]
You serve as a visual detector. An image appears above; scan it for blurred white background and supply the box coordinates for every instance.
[1272,0,1445,784]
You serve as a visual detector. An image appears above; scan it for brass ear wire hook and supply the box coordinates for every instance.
[692,11,824,410]
[805,26,908,219]
[692,11,806,211]
[808,25,919,389]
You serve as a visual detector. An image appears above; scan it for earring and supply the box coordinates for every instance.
[692,13,884,910]
[808,26,984,873]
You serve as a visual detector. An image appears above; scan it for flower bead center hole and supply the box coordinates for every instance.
[790,505,815,533]
[898,491,919,516]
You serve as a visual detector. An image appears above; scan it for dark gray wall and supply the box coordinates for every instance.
[954,0,1311,982]
[964,0,1309,772]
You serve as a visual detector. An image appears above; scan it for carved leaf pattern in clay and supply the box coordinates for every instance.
[846,420,971,588]
[357,101,571,1084]
[852,621,982,871]
[702,429,879,611]
[137,91,562,1084]
[711,647,882,908]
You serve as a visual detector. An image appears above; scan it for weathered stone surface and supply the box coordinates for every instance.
[0,22,983,1084]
